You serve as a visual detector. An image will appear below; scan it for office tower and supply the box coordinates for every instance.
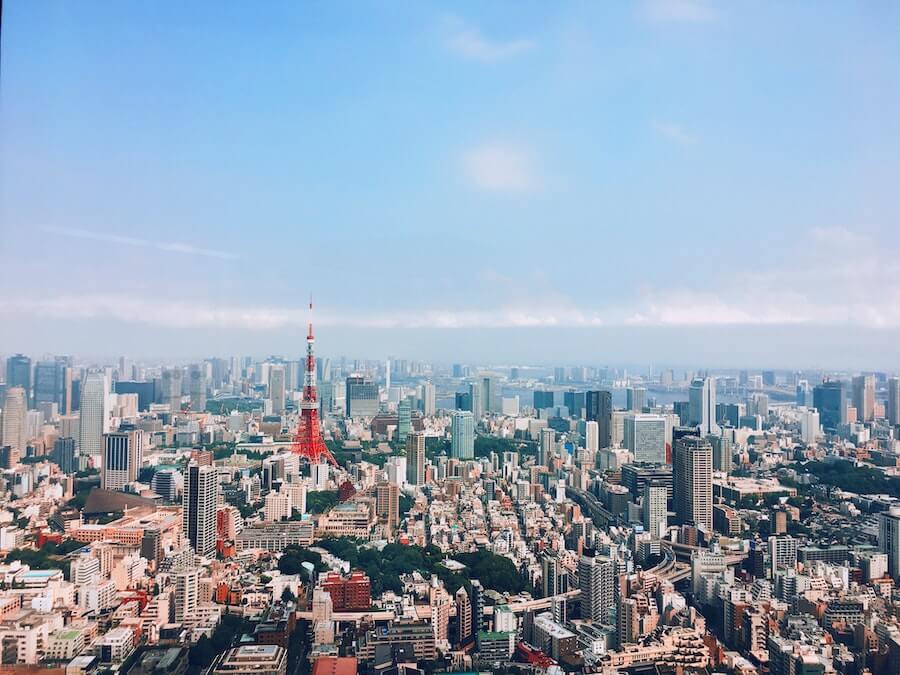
[470,580,484,634]
[889,378,900,426]
[762,370,776,387]
[174,568,200,623]
[346,376,379,418]
[268,365,286,415]
[114,381,156,412]
[34,359,66,410]
[151,469,181,502]
[183,463,218,556]
[688,377,720,436]
[578,548,615,623]
[768,536,798,573]
[563,390,586,419]
[621,464,673,503]
[450,411,475,460]
[813,381,848,431]
[852,374,875,422]
[468,381,483,420]
[102,430,143,491]
[539,427,556,467]
[534,390,554,411]
[406,431,425,486]
[643,482,668,539]
[422,381,436,417]
[189,368,207,412]
[455,587,472,645]
[709,435,733,473]
[397,397,412,440]
[161,368,183,412]
[141,528,162,567]
[585,390,612,449]
[78,373,107,465]
[799,408,820,444]
[880,507,900,580]
[747,393,769,419]
[455,391,471,412]
[626,387,646,413]
[482,376,500,414]
[796,380,812,407]
[585,421,599,453]
[541,551,568,598]
[5,354,31,401]
[1,388,27,453]
[623,414,666,464]
[53,437,77,475]
[376,481,400,531]
[674,436,713,532]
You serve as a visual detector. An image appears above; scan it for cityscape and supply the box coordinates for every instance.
[3,3,900,675]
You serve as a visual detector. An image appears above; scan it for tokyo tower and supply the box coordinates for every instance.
[290,301,338,466]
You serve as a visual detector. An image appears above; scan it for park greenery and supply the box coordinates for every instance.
[306,490,339,514]
[4,540,83,579]
[800,460,900,498]
[314,537,525,597]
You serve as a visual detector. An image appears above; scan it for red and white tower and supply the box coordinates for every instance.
[291,301,338,466]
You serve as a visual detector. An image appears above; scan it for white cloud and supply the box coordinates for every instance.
[443,17,535,62]
[642,0,717,23]
[651,120,698,146]
[462,142,539,193]
[41,225,237,260]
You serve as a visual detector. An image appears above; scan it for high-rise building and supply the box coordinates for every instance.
[174,568,200,624]
[34,359,67,411]
[422,381,436,417]
[709,435,733,474]
[539,427,556,467]
[114,381,156,412]
[688,377,720,436]
[269,365,286,415]
[78,373,107,465]
[161,368,183,412]
[1,387,27,453]
[375,481,400,531]
[813,381,848,431]
[397,397,412,440]
[626,387,646,413]
[346,376,379,418]
[534,390,554,411]
[102,430,143,491]
[880,507,900,580]
[768,536,798,573]
[585,390,612,449]
[455,587,472,645]
[183,463,218,556]
[578,548,615,623]
[406,431,425,486]
[541,550,568,598]
[674,435,713,532]
[889,377,900,426]
[563,390,586,419]
[585,421,599,453]
[450,410,475,460]
[623,414,666,464]
[469,381,483,420]
[5,354,31,402]
[643,482,668,539]
[852,374,875,422]
[189,367,207,412]
[52,437,77,475]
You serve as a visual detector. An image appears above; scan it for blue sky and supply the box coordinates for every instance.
[2,1,900,367]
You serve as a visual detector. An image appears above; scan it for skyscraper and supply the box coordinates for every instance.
[533,390,554,411]
[78,373,107,466]
[688,377,720,436]
[375,481,400,531]
[397,397,412,440]
[102,429,143,491]
[189,367,207,412]
[674,435,713,532]
[539,427,556,467]
[5,354,31,401]
[183,463,218,556]
[852,374,875,422]
[709,434,733,474]
[541,550,568,598]
[585,390,612,449]
[450,410,475,460]
[346,376,379,418]
[406,431,425,486]
[269,365,286,415]
[626,387,646,413]
[422,381,436,417]
[53,437,77,475]
[813,381,847,431]
[468,381,483,420]
[161,368,183,412]
[584,421,599,453]
[174,568,200,624]
[623,414,666,464]
[578,548,615,623]
[643,482,668,539]
[34,359,67,410]
[1,388,27,453]
[880,506,900,580]
[889,377,900,427]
